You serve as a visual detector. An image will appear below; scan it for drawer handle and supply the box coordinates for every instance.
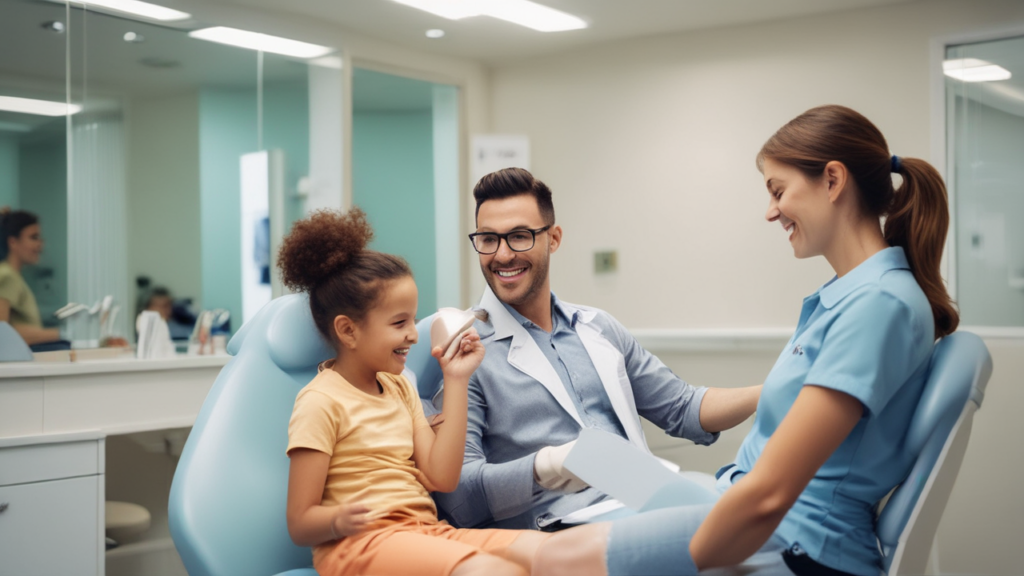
[0,502,7,514]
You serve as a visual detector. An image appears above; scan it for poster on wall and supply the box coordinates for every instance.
[471,134,530,185]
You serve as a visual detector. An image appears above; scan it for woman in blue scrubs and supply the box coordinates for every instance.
[533,105,960,576]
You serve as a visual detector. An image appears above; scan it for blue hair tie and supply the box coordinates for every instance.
[891,155,902,173]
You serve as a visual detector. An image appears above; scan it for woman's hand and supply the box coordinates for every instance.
[330,501,371,539]
[432,328,484,381]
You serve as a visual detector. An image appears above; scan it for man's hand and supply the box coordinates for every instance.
[534,440,588,493]
[330,501,371,539]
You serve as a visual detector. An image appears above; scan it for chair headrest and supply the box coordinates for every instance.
[227,294,334,373]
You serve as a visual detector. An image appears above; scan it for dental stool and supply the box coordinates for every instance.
[105,501,151,546]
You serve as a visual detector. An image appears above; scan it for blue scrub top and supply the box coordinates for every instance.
[729,247,935,576]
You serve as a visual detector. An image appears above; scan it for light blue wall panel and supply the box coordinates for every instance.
[352,111,437,314]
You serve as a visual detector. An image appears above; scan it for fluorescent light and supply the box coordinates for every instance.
[0,96,82,117]
[189,27,334,59]
[393,0,587,32]
[393,0,481,20]
[426,29,446,38]
[943,58,1012,82]
[63,0,191,22]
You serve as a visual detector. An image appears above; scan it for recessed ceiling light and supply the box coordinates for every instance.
[123,31,145,43]
[943,58,1012,82]
[0,96,82,117]
[393,0,586,32]
[56,0,191,22]
[426,29,445,38]
[189,27,334,59]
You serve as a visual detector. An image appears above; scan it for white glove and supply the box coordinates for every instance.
[533,440,588,493]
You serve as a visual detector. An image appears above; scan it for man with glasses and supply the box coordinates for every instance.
[432,167,761,531]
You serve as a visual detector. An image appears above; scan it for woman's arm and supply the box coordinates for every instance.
[0,298,60,345]
[410,330,484,492]
[689,385,863,569]
[698,385,763,433]
[286,448,369,546]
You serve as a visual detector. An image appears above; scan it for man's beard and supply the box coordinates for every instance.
[482,252,550,308]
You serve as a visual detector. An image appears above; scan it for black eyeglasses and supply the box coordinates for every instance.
[468,226,551,255]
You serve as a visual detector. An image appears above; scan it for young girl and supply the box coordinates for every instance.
[280,208,547,576]
[532,105,959,576]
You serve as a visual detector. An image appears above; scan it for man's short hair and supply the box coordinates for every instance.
[473,167,555,226]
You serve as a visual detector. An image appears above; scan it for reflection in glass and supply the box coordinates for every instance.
[946,35,1024,327]
[0,0,70,327]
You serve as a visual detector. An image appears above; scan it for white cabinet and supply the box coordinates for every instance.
[0,433,105,576]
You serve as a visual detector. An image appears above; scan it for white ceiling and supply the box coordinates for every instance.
[217,0,922,65]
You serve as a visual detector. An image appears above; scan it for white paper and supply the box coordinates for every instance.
[563,428,717,512]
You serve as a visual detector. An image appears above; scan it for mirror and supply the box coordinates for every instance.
[0,0,70,329]
[1,0,343,346]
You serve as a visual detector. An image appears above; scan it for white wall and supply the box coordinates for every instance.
[126,92,202,314]
[489,1,1024,574]
[487,0,1024,328]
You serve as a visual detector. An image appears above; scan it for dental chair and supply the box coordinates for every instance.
[876,330,992,575]
[168,294,440,576]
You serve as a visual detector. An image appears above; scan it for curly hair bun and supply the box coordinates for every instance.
[278,208,374,292]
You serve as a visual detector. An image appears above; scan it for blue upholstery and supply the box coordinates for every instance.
[169,294,331,576]
[876,331,992,575]
[0,321,32,362]
[169,294,442,576]
[406,312,443,401]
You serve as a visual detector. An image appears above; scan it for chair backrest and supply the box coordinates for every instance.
[169,295,442,576]
[876,331,992,575]
[406,312,443,402]
[0,321,32,362]
[169,294,332,576]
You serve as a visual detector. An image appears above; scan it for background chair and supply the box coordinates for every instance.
[168,295,440,576]
[876,331,993,576]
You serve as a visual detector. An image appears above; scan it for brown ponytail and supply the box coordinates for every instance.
[885,158,958,338]
[757,105,959,339]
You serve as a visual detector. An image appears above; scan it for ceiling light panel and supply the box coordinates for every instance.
[0,96,82,117]
[943,58,1012,82]
[61,0,191,22]
[393,0,587,32]
[189,27,334,59]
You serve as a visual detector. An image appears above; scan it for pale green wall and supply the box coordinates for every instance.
[127,91,202,314]
[0,133,17,210]
[18,132,67,323]
[199,80,309,331]
[352,111,436,313]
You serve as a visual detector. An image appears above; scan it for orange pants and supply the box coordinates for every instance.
[314,518,527,576]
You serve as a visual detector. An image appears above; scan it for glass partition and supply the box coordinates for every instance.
[946,34,1024,328]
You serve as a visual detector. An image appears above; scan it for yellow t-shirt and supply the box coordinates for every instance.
[287,364,438,536]
[0,261,41,328]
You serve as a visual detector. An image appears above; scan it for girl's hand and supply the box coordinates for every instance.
[330,501,371,538]
[433,328,484,381]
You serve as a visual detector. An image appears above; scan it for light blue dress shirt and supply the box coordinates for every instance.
[724,247,935,576]
[502,296,628,438]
